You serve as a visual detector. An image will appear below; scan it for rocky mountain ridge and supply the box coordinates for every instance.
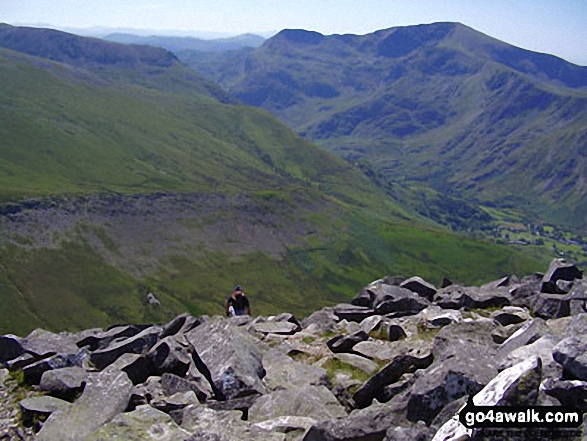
[1,258,586,440]
[185,22,587,231]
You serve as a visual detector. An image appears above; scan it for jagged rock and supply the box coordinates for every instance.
[332,304,376,322]
[248,385,347,423]
[76,325,145,351]
[481,276,512,290]
[326,331,369,354]
[0,334,24,364]
[262,352,330,391]
[541,259,583,294]
[406,346,498,424]
[350,288,374,307]
[90,325,162,370]
[160,313,204,339]
[19,395,71,428]
[270,313,303,331]
[204,393,262,420]
[374,285,431,316]
[434,285,511,310]
[151,390,200,413]
[553,336,587,380]
[388,324,408,341]
[161,372,209,403]
[22,353,83,385]
[377,373,414,404]
[106,353,153,385]
[385,421,430,441]
[5,353,37,372]
[441,277,453,288]
[85,404,196,440]
[304,399,407,441]
[499,335,562,376]
[39,366,88,400]
[301,307,340,333]
[491,322,525,344]
[432,320,498,361]
[417,305,461,328]
[431,356,542,441]
[353,349,433,409]
[399,276,437,301]
[491,306,532,326]
[496,317,549,358]
[181,405,286,440]
[255,415,316,440]
[359,315,384,334]
[333,353,379,375]
[36,367,133,441]
[542,378,587,411]
[532,293,571,318]
[353,338,432,363]
[147,335,191,377]
[185,317,266,400]
[129,375,166,409]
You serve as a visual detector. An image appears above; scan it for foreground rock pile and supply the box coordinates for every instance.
[1,258,587,440]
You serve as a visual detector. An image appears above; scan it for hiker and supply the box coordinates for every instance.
[225,285,251,317]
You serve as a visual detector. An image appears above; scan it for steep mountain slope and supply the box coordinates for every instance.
[184,22,587,231]
[0,25,546,335]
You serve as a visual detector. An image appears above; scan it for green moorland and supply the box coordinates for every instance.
[0,38,547,335]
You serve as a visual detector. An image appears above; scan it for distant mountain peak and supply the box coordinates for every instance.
[273,29,325,45]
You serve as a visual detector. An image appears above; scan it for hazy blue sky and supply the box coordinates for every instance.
[2,0,586,65]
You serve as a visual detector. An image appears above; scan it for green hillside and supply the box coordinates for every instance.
[0,26,547,335]
[184,22,587,232]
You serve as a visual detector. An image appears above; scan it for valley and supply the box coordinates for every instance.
[1,22,580,335]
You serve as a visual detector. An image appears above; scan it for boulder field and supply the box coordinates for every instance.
[1,258,587,440]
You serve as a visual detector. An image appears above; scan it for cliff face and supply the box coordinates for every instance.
[1,259,585,440]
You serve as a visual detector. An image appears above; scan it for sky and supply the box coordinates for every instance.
[1,0,586,65]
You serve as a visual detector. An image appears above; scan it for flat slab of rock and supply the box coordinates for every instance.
[19,396,71,426]
[332,304,376,322]
[181,405,286,440]
[333,353,379,375]
[353,338,432,363]
[248,385,347,423]
[262,352,329,391]
[85,405,195,440]
[21,328,80,358]
[254,415,316,439]
[36,368,133,441]
[251,321,299,335]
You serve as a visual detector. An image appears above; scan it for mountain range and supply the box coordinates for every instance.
[0,23,553,334]
[183,22,587,231]
[102,32,265,53]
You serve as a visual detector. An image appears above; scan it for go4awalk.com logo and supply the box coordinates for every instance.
[459,396,582,428]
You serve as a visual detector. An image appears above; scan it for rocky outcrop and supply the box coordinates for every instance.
[0,258,585,440]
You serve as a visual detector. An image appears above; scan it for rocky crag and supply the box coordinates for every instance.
[1,258,587,440]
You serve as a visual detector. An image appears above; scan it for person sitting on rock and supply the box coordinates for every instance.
[225,285,251,317]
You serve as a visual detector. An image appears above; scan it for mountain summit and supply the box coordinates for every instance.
[185,22,587,230]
